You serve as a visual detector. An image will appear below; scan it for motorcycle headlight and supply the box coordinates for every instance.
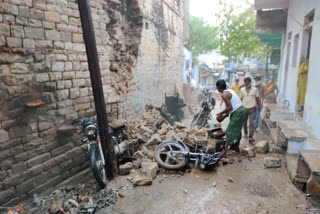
[84,124,97,137]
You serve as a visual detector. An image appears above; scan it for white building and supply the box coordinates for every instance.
[255,0,320,135]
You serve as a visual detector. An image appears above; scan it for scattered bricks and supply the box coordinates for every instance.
[0,187,15,205]
[142,112,152,120]
[255,140,269,154]
[18,6,30,18]
[264,157,281,168]
[133,159,142,169]
[119,162,133,175]
[9,126,26,138]
[141,161,158,179]
[174,122,187,129]
[30,8,44,20]
[75,103,91,111]
[0,129,9,143]
[12,162,28,175]
[1,3,19,15]
[146,133,162,150]
[36,73,49,82]
[72,78,86,87]
[72,33,83,43]
[24,27,44,39]
[45,30,61,41]
[56,89,69,101]
[7,37,22,47]
[14,151,33,163]
[133,174,152,186]
[27,153,51,168]
[45,11,61,22]
[133,151,146,161]
[142,146,154,159]
[241,146,256,158]
[156,117,166,127]
[0,23,10,36]
[23,38,35,49]
[139,126,153,135]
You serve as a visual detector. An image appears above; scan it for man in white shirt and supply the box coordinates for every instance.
[239,77,260,143]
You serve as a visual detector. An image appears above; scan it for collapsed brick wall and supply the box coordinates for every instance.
[0,0,143,205]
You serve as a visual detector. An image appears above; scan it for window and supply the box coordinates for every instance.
[292,33,299,67]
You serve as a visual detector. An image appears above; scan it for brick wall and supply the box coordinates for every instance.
[0,0,185,205]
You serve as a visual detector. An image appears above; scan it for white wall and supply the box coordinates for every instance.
[279,0,320,134]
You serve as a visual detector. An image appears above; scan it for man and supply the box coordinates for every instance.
[230,79,240,96]
[254,76,265,131]
[239,77,260,143]
[215,80,246,155]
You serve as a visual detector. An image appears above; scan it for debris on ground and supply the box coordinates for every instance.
[212,182,217,187]
[264,157,281,168]
[255,140,269,153]
[184,189,189,194]
[16,182,117,214]
[242,146,256,158]
[227,177,234,183]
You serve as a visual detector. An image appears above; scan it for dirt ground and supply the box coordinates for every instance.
[101,105,318,214]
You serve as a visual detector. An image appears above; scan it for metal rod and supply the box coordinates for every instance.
[77,0,118,178]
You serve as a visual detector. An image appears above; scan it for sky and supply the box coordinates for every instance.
[190,0,254,26]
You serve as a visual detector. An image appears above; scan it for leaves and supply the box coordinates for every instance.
[189,16,219,64]
[216,2,269,63]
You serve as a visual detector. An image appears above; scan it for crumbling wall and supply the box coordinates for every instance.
[126,0,185,115]
[0,0,142,205]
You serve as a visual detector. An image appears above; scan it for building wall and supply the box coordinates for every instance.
[279,0,320,134]
[0,0,186,205]
[126,0,185,114]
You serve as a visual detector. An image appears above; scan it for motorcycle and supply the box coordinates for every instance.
[68,116,132,188]
[154,137,225,170]
[191,89,216,129]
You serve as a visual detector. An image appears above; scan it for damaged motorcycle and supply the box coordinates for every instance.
[191,89,216,129]
[67,116,132,188]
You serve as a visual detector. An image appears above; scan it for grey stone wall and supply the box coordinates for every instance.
[0,0,185,205]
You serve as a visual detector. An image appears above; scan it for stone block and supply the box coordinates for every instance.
[54,41,64,49]
[0,129,9,143]
[23,38,35,49]
[7,37,22,47]
[133,174,152,186]
[30,8,44,20]
[14,151,33,163]
[10,63,29,74]
[0,187,15,205]
[146,134,162,150]
[27,153,51,168]
[141,161,158,179]
[264,157,281,168]
[12,162,28,174]
[35,40,53,48]
[72,43,85,52]
[75,103,91,111]
[119,162,133,175]
[45,30,61,41]
[45,11,61,22]
[63,71,76,79]
[241,146,256,158]
[72,33,83,42]
[69,88,80,99]
[51,142,74,157]
[18,6,29,17]
[36,73,49,82]
[255,140,269,153]
[79,88,89,97]
[174,122,187,129]
[9,126,26,138]
[43,21,55,29]
[11,25,24,37]
[25,27,44,39]
[72,79,85,87]
[56,89,69,101]
[139,126,153,135]
[29,19,43,28]
[1,3,18,15]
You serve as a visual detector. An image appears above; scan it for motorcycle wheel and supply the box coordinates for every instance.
[154,141,189,170]
[89,144,107,188]
[191,113,207,129]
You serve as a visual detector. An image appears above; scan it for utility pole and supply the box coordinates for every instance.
[78,0,118,178]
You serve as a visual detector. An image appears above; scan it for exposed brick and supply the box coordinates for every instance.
[72,43,85,52]
[12,162,28,175]
[11,25,24,37]
[28,175,61,196]
[66,147,83,159]
[29,8,44,20]
[0,35,5,46]
[23,38,35,49]
[10,63,29,74]
[36,73,49,82]
[25,27,44,39]
[0,129,9,143]
[0,138,21,151]
[16,16,28,25]
[54,153,68,164]
[9,125,26,139]
[0,23,10,36]
[0,187,15,205]
[65,62,72,71]
[29,19,43,28]
[42,158,56,171]
[18,6,30,18]
[75,103,91,111]
[56,89,69,101]
[72,33,83,42]
[38,121,52,131]
[69,88,80,99]
[45,11,61,22]
[80,88,89,97]
[27,153,51,168]
[22,164,43,181]
[16,173,47,195]
[52,62,65,72]
[61,31,72,42]
[51,142,74,157]
[43,21,55,29]
[1,3,19,15]
[0,171,7,182]
[58,106,74,115]
[49,72,62,81]
[72,79,85,87]
[14,151,34,163]
[23,139,42,151]
[54,41,65,49]
[45,30,61,41]
[35,40,53,48]
[73,153,86,164]
[3,173,24,189]
[6,37,22,48]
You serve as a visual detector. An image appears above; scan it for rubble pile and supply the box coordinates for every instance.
[119,105,226,186]
[21,182,117,214]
